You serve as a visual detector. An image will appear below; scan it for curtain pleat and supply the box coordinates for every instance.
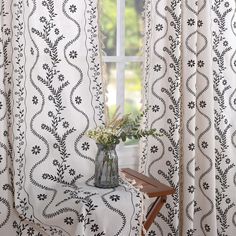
[0,1,143,235]
[141,0,236,235]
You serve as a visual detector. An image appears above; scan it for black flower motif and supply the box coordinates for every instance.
[75,96,82,104]
[53,159,59,166]
[63,121,69,128]
[187,229,195,236]
[223,40,228,47]
[4,28,11,35]
[3,131,8,136]
[153,64,162,72]
[224,2,229,7]
[13,221,18,228]
[187,60,195,67]
[203,182,209,190]
[64,217,74,225]
[44,48,49,54]
[54,28,60,35]
[69,169,75,176]
[225,158,230,164]
[226,198,231,204]
[91,224,99,232]
[0,101,3,110]
[152,105,160,112]
[155,24,163,31]
[197,60,205,68]
[39,16,46,23]
[197,20,203,27]
[188,185,195,193]
[69,4,77,13]
[58,74,64,81]
[27,227,35,236]
[78,214,84,222]
[37,194,47,200]
[42,173,48,179]
[187,18,195,26]
[188,101,195,109]
[150,145,158,153]
[81,142,90,151]
[69,50,78,59]
[199,100,206,108]
[48,111,53,117]
[31,145,41,155]
[110,195,120,202]
[201,141,208,149]
[42,63,49,70]
[32,96,38,105]
[188,143,195,151]
[222,80,227,85]
[148,230,156,236]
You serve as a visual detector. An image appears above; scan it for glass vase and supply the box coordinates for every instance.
[94,144,119,188]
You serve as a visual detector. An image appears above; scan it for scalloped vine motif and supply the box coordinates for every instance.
[212,0,236,234]
[150,0,182,234]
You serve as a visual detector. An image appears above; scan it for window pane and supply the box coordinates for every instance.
[125,0,144,56]
[103,63,117,116]
[100,0,117,56]
[124,62,142,115]
[124,62,142,145]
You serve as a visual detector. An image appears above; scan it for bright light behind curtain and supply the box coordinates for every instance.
[0,0,143,235]
[141,0,236,235]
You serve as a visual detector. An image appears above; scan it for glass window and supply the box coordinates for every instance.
[101,0,144,149]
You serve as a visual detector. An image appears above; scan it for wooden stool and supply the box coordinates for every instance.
[121,168,175,235]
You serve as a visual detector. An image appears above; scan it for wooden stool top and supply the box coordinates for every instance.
[121,168,175,234]
[121,168,175,197]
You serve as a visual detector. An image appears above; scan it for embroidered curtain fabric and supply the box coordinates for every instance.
[141,0,236,235]
[0,0,143,235]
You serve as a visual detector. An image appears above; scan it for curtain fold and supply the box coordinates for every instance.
[141,0,236,235]
[0,1,143,235]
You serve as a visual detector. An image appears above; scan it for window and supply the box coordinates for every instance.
[101,0,144,169]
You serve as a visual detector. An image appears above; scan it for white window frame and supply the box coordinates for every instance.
[102,0,143,170]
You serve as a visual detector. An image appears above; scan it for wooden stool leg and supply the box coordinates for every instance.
[142,196,167,235]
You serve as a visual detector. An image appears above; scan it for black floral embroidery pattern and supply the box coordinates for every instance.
[30,0,85,187]
[109,195,120,202]
[31,145,41,155]
[142,0,236,235]
[212,1,236,234]
[64,217,74,225]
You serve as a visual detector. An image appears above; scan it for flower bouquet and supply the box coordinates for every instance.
[87,107,160,188]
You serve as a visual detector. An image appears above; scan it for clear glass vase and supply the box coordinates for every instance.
[94,144,119,188]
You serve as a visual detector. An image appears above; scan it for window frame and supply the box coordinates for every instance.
[101,0,143,169]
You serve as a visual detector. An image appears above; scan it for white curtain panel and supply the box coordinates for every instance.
[0,0,143,235]
[141,0,236,235]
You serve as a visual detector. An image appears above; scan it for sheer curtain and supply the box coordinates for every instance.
[0,0,143,235]
[141,0,236,235]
